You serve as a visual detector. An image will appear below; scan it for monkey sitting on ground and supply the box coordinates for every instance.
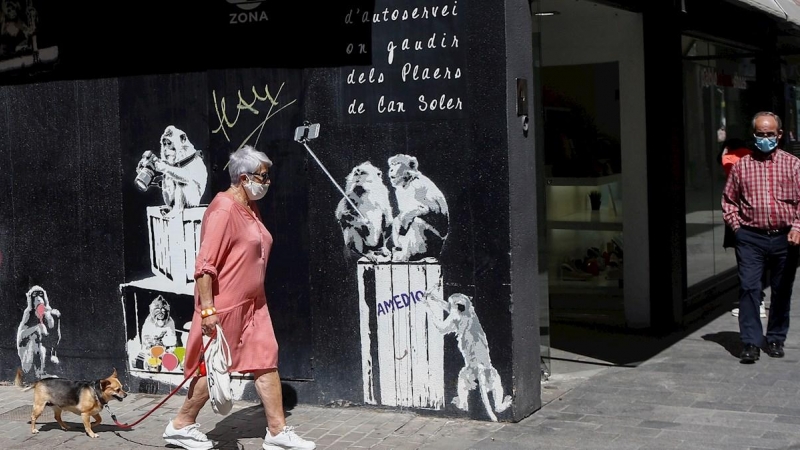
[335,161,393,261]
[387,154,449,262]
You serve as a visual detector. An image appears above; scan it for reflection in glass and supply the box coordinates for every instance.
[683,36,755,288]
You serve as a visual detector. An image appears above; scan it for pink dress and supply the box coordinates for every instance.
[184,191,278,374]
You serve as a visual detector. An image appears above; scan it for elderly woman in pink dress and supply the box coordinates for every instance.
[163,145,315,450]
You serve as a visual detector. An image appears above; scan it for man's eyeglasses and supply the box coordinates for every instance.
[754,132,779,138]
[248,171,270,184]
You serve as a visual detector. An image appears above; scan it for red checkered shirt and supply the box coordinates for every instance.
[722,149,800,233]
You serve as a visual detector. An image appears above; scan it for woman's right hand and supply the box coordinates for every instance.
[201,314,219,337]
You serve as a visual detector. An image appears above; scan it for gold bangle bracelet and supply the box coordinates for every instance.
[200,307,217,318]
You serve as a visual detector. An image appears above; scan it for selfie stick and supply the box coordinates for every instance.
[296,134,368,222]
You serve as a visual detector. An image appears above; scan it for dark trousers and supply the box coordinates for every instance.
[735,227,799,346]
[726,224,768,299]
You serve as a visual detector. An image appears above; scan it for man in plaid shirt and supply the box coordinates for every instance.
[722,111,800,363]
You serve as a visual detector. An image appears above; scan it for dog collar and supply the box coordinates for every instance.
[94,381,107,406]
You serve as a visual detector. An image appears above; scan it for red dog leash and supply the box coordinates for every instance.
[106,339,213,429]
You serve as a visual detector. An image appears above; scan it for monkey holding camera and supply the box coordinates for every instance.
[135,125,208,217]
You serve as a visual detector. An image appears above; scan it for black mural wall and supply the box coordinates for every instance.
[0,0,539,421]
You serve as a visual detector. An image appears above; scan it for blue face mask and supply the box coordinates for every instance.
[755,136,778,153]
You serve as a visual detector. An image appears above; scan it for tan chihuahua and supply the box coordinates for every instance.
[15,368,127,438]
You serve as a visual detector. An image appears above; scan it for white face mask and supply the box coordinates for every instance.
[244,176,269,200]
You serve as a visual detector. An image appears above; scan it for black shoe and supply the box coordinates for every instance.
[740,344,760,363]
[766,341,785,358]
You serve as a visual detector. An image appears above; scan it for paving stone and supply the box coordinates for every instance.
[691,400,752,412]
[595,423,661,437]
[538,419,600,432]
[351,436,384,448]
[338,430,367,443]
[751,405,800,417]
[638,420,681,429]
[656,428,726,446]
[720,434,793,449]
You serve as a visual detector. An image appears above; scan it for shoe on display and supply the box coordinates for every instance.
[612,234,624,252]
[561,262,593,281]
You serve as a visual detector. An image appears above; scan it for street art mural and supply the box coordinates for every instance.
[0,0,58,74]
[123,124,209,380]
[119,73,304,396]
[335,154,450,409]
[331,152,510,420]
[16,285,61,378]
[0,0,520,424]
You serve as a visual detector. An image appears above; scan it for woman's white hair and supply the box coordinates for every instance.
[228,145,272,185]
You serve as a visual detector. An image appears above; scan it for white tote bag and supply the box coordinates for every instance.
[203,324,234,415]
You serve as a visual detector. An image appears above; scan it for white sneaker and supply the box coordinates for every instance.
[731,304,767,318]
[263,426,316,450]
[163,421,213,450]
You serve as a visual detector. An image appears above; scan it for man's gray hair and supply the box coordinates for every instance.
[752,111,783,130]
[228,145,272,185]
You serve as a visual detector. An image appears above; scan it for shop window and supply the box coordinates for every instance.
[682,36,757,288]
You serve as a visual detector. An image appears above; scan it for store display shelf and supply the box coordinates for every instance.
[549,277,623,296]
[548,210,623,231]
[545,173,621,187]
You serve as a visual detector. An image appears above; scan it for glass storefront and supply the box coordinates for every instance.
[683,36,758,288]
[784,83,800,156]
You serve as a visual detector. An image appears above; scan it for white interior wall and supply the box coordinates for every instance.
[534,0,650,327]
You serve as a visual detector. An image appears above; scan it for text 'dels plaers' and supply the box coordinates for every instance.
[340,1,465,124]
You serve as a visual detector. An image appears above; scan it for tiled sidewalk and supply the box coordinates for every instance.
[3,287,800,449]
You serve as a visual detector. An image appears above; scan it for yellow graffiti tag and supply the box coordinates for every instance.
[211,83,297,143]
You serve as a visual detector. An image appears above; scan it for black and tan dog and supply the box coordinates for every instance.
[14,368,127,438]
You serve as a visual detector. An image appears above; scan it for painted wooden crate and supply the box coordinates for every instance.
[146,206,205,286]
[357,261,444,409]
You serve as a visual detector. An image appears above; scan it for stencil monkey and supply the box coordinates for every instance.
[136,125,208,217]
[335,161,393,261]
[425,291,512,422]
[387,154,449,262]
[16,286,61,378]
[140,295,178,349]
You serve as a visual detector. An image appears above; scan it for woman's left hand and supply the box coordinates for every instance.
[201,314,219,337]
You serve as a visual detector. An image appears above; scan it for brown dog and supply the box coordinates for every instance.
[14,368,127,438]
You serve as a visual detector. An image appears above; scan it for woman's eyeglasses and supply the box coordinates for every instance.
[248,172,270,184]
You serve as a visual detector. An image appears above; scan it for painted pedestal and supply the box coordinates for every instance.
[358,260,445,409]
